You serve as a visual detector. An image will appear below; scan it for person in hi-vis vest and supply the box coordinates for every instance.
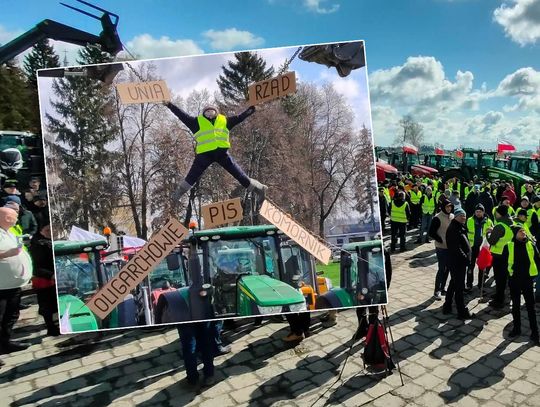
[504,225,539,345]
[389,191,410,253]
[164,102,267,205]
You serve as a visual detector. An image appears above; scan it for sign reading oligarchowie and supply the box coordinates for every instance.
[86,219,188,320]
[259,199,332,265]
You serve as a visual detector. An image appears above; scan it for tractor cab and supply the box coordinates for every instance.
[315,240,386,309]
[424,154,460,172]
[155,225,307,323]
[508,156,540,180]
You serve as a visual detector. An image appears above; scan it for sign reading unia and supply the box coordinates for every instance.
[86,218,188,320]
[116,80,171,104]
[259,200,331,265]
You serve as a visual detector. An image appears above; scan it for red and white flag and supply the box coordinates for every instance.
[402,143,418,154]
[456,149,464,159]
[435,147,444,155]
[497,139,515,153]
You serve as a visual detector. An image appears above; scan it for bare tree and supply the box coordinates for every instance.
[394,114,424,147]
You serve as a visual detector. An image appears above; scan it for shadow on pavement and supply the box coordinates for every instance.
[10,340,186,407]
[440,338,532,403]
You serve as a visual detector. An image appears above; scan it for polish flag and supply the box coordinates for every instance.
[435,147,444,155]
[402,143,418,154]
[456,149,464,159]
[497,139,515,153]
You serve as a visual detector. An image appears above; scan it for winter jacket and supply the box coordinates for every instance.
[446,219,471,267]
[429,210,454,249]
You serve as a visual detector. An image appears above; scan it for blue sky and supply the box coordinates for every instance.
[2,0,540,149]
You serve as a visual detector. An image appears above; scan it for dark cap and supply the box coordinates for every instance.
[475,203,485,211]
[3,180,17,188]
[517,208,528,217]
[4,195,21,205]
[533,195,540,204]
[496,205,509,217]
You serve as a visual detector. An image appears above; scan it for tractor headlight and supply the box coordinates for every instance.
[288,302,307,312]
[256,305,283,315]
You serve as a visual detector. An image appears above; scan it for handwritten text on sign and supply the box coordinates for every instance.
[248,72,296,106]
[86,218,188,320]
[201,197,244,229]
[259,200,331,265]
[116,80,171,104]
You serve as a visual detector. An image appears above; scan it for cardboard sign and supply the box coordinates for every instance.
[86,218,188,319]
[202,197,244,229]
[248,71,296,106]
[116,80,171,104]
[259,200,331,265]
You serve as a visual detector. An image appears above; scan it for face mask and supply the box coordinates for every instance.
[204,110,217,119]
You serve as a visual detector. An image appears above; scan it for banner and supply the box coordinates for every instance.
[201,197,244,229]
[86,218,188,319]
[259,199,331,264]
[116,80,171,104]
[248,72,296,106]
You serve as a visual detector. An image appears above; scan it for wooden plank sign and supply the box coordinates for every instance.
[86,218,188,320]
[259,199,331,265]
[201,197,244,229]
[116,80,171,104]
[247,71,296,106]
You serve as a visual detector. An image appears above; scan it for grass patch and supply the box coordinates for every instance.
[315,261,340,287]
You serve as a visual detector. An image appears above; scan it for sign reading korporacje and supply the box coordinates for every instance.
[248,71,296,106]
[116,80,171,104]
[201,197,244,229]
[86,218,188,320]
[259,199,332,265]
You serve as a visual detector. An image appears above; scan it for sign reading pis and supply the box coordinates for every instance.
[259,199,331,264]
[201,197,244,229]
[248,72,296,106]
[116,80,171,104]
[86,218,188,320]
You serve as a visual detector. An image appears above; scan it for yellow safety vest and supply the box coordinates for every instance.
[521,185,527,199]
[464,186,471,199]
[490,222,514,255]
[391,201,409,223]
[508,241,538,277]
[194,114,230,154]
[421,196,435,215]
[466,216,493,246]
[410,190,422,204]
[9,225,28,252]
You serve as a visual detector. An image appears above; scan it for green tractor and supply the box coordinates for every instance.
[154,225,315,324]
[440,148,533,191]
[315,240,386,309]
[507,156,540,180]
[423,154,460,173]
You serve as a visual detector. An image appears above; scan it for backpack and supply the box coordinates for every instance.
[363,318,395,371]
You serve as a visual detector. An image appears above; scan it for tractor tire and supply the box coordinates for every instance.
[154,289,191,324]
[117,295,138,328]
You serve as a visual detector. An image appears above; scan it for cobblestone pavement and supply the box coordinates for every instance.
[3,229,540,406]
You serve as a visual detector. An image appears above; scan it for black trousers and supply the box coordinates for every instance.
[390,221,406,251]
[444,263,467,316]
[410,203,420,228]
[286,312,311,335]
[492,254,509,305]
[0,288,21,341]
[185,148,251,187]
[509,276,539,336]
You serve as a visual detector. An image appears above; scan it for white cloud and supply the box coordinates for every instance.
[203,28,264,51]
[126,34,204,59]
[493,0,540,45]
[303,0,340,14]
[497,67,540,111]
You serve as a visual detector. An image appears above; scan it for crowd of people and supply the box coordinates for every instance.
[0,176,56,367]
[380,174,540,344]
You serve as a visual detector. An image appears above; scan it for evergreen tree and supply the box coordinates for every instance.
[217,52,274,104]
[23,39,60,133]
[23,39,60,90]
[46,45,117,232]
[0,61,33,130]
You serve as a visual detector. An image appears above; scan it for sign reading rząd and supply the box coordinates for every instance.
[259,200,331,265]
[86,218,188,320]
[248,72,296,106]
[201,197,244,229]
[116,80,171,104]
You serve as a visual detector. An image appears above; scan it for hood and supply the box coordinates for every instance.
[376,161,398,173]
[410,164,438,176]
[238,275,305,307]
